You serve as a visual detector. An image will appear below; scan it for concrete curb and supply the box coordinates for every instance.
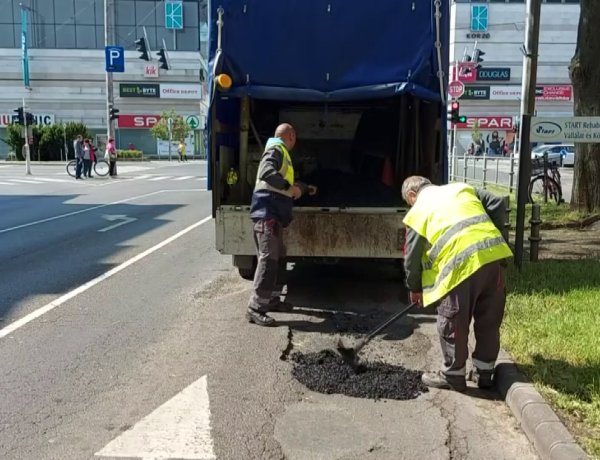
[495,349,589,460]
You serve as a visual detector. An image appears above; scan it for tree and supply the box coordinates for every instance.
[569,1,600,212]
[151,110,191,142]
[6,124,25,160]
[64,122,91,159]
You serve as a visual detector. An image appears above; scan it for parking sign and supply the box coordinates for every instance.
[105,46,125,73]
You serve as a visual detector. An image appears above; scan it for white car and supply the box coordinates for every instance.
[562,146,576,167]
[530,144,574,166]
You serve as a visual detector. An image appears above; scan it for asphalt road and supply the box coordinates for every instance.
[0,162,538,459]
[452,157,574,203]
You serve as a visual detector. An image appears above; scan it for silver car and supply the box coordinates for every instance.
[531,144,574,166]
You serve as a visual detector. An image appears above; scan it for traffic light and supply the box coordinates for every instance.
[13,107,24,125]
[157,48,169,70]
[448,101,467,124]
[473,48,485,69]
[25,112,35,125]
[109,105,120,121]
[135,37,149,61]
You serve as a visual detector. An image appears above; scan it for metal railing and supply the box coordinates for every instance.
[449,149,518,193]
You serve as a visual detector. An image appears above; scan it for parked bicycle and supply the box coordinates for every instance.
[528,155,563,205]
[66,159,110,178]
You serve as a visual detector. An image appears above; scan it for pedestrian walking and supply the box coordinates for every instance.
[73,135,84,179]
[246,123,317,326]
[177,140,187,162]
[83,139,93,178]
[401,176,512,392]
[105,138,117,177]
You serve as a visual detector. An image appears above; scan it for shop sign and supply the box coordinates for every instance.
[476,68,511,81]
[490,85,573,102]
[118,114,161,128]
[119,83,160,98]
[461,86,490,100]
[531,117,600,142]
[455,116,513,130]
[0,113,55,127]
[160,83,202,100]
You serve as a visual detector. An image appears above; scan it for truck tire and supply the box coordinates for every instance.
[238,266,256,280]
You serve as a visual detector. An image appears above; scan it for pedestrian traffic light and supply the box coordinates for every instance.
[25,112,35,125]
[473,48,485,69]
[109,105,120,121]
[448,101,467,124]
[157,48,169,70]
[135,37,149,61]
[13,107,24,125]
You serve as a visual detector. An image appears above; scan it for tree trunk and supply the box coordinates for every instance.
[569,0,600,213]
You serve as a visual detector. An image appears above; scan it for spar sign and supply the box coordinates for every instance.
[455,116,513,130]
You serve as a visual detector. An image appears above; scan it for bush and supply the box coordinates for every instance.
[6,124,25,161]
[64,122,91,159]
[116,149,143,159]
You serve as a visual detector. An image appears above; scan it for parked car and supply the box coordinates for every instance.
[530,144,574,166]
[562,145,576,167]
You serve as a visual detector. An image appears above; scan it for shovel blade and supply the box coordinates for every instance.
[336,337,360,369]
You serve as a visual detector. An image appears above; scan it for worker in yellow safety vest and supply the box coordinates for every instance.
[246,123,317,326]
[401,176,512,392]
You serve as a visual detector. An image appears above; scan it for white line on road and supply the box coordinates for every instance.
[148,176,171,181]
[95,375,215,459]
[9,179,43,184]
[0,181,16,186]
[173,175,195,181]
[32,177,71,183]
[132,174,152,180]
[0,215,212,339]
[98,214,137,232]
[0,189,206,234]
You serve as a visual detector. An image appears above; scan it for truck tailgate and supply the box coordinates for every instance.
[216,206,408,258]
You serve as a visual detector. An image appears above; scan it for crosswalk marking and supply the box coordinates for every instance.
[10,179,43,184]
[33,177,70,183]
[148,176,171,181]
[0,181,15,186]
[173,175,195,181]
[133,174,152,180]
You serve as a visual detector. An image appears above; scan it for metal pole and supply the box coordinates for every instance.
[509,152,516,194]
[495,157,500,185]
[23,97,31,175]
[482,149,488,188]
[104,0,115,140]
[20,4,30,88]
[514,0,541,269]
[463,154,468,182]
[529,203,542,262]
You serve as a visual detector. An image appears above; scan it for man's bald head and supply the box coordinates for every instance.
[274,123,296,150]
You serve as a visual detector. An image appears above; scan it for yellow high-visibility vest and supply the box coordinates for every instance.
[403,183,512,306]
[255,139,294,198]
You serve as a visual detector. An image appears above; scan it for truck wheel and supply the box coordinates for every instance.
[238,266,256,280]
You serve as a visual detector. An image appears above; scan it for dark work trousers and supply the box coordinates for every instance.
[436,261,506,376]
[248,219,287,312]
[75,158,83,178]
[109,160,116,177]
[83,159,93,177]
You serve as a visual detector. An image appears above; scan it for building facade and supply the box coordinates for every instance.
[0,0,208,158]
[450,0,580,154]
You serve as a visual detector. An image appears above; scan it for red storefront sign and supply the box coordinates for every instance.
[455,116,513,130]
[451,63,477,83]
[118,115,161,128]
[536,85,572,101]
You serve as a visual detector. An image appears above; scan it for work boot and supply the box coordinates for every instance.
[246,308,275,327]
[471,368,494,389]
[421,371,467,392]
[267,300,294,312]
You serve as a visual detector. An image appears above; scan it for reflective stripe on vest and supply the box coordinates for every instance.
[403,183,512,306]
[255,140,294,198]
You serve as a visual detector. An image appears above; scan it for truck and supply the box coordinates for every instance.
[207,0,450,279]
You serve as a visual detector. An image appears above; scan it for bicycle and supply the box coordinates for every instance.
[66,159,110,178]
[528,156,563,205]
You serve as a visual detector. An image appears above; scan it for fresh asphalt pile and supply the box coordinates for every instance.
[291,350,428,400]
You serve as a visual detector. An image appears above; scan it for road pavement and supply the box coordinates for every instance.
[0,162,539,459]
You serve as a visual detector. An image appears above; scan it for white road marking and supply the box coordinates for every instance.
[173,175,195,181]
[32,177,71,183]
[0,181,16,186]
[0,189,197,234]
[133,174,152,180]
[95,375,216,459]
[0,215,212,339]
[9,179,43,184]
[98,214,137,232]
[148,176,171,181]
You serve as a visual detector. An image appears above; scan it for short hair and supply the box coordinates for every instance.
[401,176,432,202]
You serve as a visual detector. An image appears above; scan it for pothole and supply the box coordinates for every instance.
[291,350,428,400]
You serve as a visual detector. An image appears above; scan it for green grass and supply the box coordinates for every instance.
[502,259,600,458]
[483,184,597,228]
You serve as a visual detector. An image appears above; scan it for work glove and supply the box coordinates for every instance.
[409,291,423,307]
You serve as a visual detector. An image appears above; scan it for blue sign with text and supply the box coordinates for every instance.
[105,46,124,73]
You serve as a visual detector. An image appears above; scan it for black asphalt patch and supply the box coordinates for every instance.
[291,350,428,400]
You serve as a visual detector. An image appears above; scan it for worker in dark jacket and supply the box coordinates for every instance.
[247,123,317,326]
[402,176,512,392]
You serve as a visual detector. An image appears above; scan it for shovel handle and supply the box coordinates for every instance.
[354,302,417,354]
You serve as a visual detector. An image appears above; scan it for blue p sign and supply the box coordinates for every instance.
[105,46,125,73]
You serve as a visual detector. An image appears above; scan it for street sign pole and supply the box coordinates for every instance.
[168,118,173,161]
[105,0,115,140]
[23,97,31,175]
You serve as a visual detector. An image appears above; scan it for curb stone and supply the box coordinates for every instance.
[495,349,589,460]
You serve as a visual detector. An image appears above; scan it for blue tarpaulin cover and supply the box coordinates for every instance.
[207,0,449,102]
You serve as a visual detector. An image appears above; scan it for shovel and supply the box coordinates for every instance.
[336,302,417,370]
